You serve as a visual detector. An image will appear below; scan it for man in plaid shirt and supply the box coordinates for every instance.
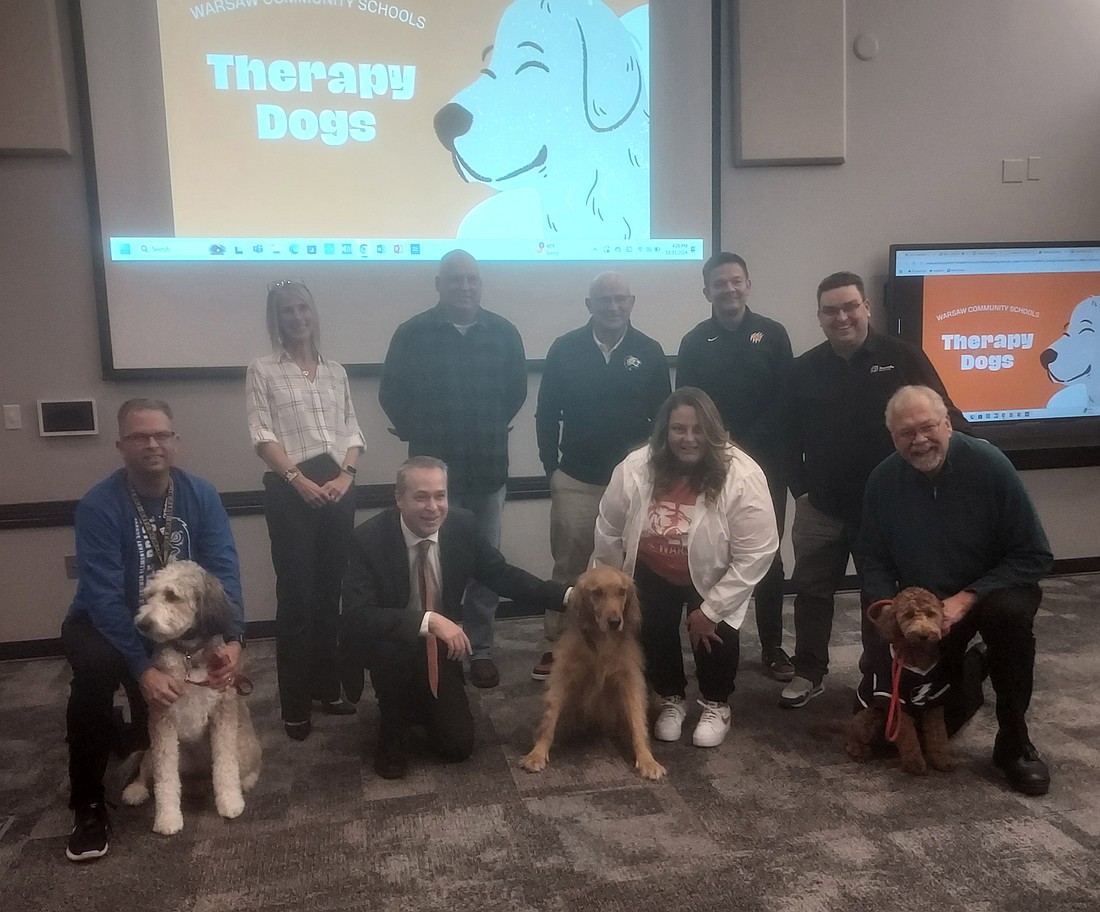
[380,250,527,688]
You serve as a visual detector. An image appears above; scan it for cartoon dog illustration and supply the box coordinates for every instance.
[1040,295,1100,413]
[434,0,650,242]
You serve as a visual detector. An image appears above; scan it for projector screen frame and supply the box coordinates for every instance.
[885,239,1100,467]
[70,0,725,381]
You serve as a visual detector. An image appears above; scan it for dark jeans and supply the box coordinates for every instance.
[62,614,149,809]
[790,496,862,684]
[448,484,505,660]
[941,585,1042,752]
[753,469,788,654]
[264,454,355,723]
[369,639,474,763]
[634,561,741,703]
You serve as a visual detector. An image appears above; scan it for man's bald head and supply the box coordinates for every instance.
[586,272,635,343]
[436,249,482,322]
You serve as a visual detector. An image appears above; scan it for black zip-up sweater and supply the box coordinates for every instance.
[536,323,670,486]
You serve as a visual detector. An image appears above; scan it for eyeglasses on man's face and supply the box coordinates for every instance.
[121,431,177,445]
[818,298,867,320]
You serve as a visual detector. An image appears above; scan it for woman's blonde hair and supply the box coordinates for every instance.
[265,280,320,352]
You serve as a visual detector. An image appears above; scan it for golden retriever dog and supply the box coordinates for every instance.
[121,561,261,834]
[848,586,953,776]
[520,565,665,780]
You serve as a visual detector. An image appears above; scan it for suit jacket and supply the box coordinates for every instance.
[340,506,566,700]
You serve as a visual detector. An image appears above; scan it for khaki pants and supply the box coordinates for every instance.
[545,470,606,641]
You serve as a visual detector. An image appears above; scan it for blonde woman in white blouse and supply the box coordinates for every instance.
[247,281,366,741]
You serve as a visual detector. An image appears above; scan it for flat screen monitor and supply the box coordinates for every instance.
[886,241,1100,454]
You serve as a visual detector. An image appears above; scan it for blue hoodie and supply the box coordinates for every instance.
[67,467,244,678]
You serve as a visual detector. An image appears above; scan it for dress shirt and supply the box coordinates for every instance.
[247,350,366,465]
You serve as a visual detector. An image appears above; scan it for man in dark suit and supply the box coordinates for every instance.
[341,456,568,779]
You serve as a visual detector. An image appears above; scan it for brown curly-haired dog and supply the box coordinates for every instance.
[520,565,665,780]
[848,586,953,776]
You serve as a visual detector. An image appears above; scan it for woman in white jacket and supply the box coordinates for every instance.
[592,388,778,747]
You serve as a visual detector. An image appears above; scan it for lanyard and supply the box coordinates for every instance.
[127,477,175,569]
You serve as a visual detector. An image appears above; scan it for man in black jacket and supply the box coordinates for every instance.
[780,271,969,709]
[341,457,567,779]
[532,271,670,679]
[676,252,794,681]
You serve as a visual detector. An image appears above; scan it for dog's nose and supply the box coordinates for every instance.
[1040,348,1057,368]
[434,103,473,152]
[608,616,622,630]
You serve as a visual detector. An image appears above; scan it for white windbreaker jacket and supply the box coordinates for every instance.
[592,445,779,629]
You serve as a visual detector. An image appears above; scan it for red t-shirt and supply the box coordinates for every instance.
[637,476,698,586]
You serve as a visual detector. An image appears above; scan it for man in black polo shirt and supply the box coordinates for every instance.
[779,271,968,708]
[676,252,794,681]
[532,271,671,678]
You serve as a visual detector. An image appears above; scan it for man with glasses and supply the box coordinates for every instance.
[779,272,967,708]
[676,252,794,682]
[62,399,244,861]
[531,271,670,679]
[858,386,1052,795]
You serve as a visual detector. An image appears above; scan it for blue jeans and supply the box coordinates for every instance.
[450,485,506,660]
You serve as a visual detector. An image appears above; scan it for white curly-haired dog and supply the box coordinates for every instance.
[1041,295,1100,414]
[434,0,649,241]
[121,561,261,835]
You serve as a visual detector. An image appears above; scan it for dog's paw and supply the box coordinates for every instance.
[519,750,548,773]
[636,756,666,781]
[846,741,873,762]
[153,811,184,836]
[216,793,245,820]
[121,781,149,806]
[927,752,955,772]
[900,754,929,776]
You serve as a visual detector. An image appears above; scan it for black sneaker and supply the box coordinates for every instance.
[762,647,795,682]
[66,803,110,862]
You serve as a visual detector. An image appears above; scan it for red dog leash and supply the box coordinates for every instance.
[866,598,905,743]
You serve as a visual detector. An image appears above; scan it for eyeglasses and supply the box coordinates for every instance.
[121,431,177,444]
[893,420,944,443]
[590,294,634,306]
[819,299,867,319]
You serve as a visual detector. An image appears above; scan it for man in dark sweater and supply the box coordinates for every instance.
[858,385,1053,795]
[677,252,794,681]
[532,271,671,678]
[780,271,969,709]
[380,250,527,689]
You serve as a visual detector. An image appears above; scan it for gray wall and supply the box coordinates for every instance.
[2,0,1099,644]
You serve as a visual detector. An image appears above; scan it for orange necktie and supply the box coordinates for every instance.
[416,539,440,698]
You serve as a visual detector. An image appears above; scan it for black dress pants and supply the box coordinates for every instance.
[264,454,355,723]
[634,561,740,703]
[62,614,148,809]
[752,465,788,654]
[369,638,474,763]
[940,585,1042,751]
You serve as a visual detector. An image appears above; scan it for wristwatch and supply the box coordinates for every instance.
[341,464,357,477]
[283,466,301,482]
[224,633,246,648]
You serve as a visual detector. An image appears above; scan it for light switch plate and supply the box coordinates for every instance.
[3,405,21,430]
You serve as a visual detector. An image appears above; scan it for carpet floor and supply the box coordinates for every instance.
[1,575,1098,911]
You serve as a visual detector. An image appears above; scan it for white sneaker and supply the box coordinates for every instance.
[692,699,732,747]
[779,676,824,709]
[654,695,687,742]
